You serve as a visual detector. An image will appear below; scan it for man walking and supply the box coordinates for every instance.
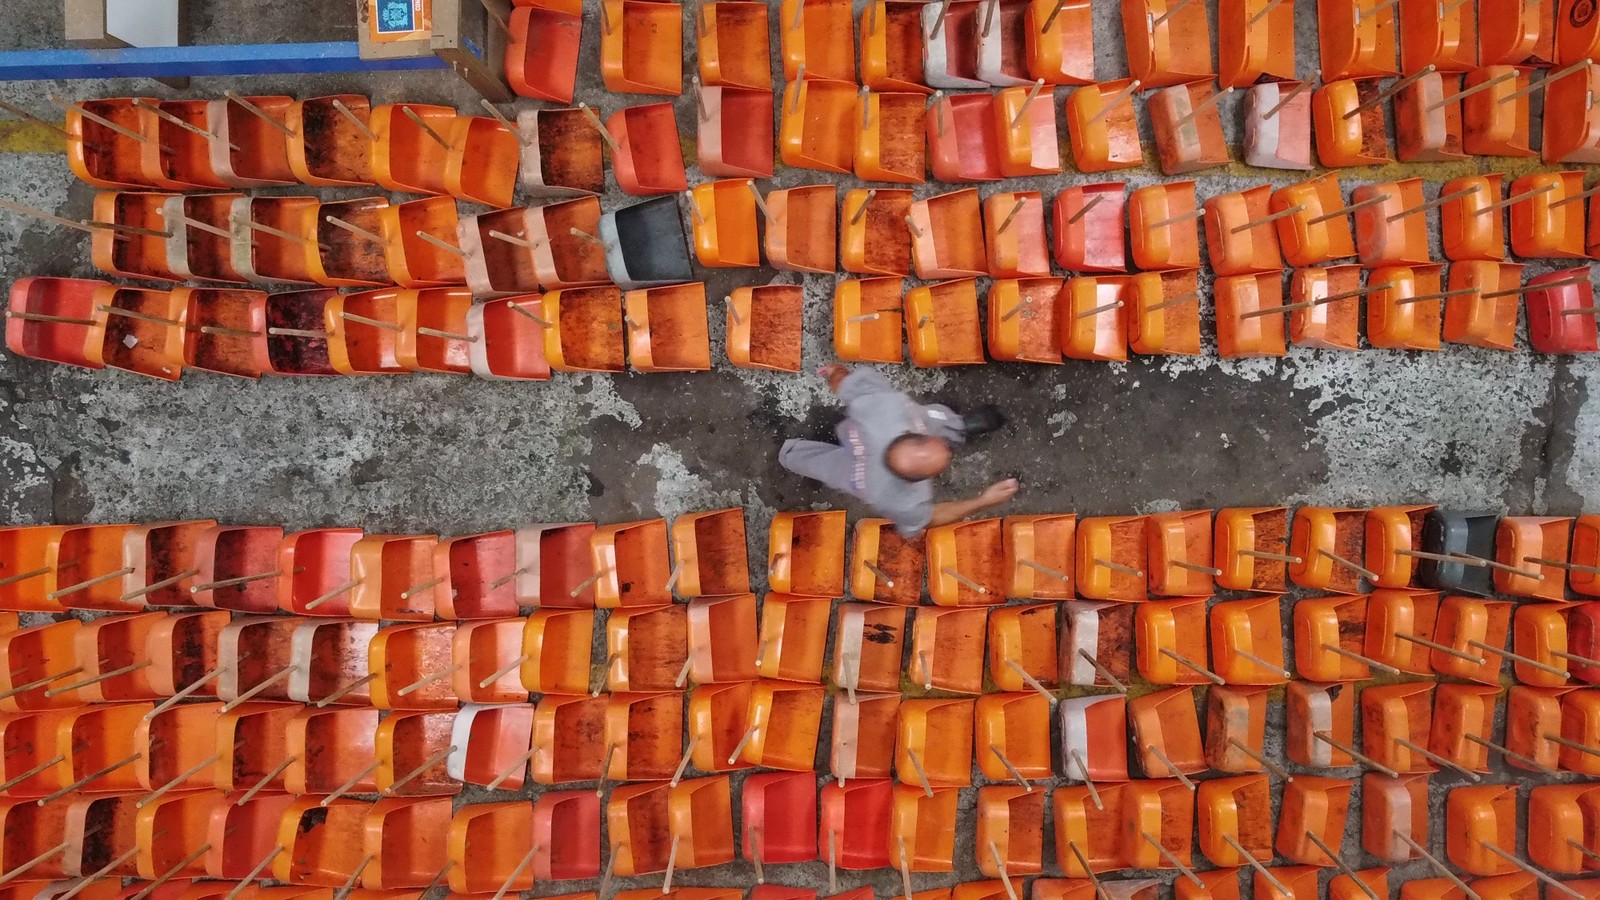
[778,364,1020,537]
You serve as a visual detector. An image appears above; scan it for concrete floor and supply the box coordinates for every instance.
[0,0,1597,895]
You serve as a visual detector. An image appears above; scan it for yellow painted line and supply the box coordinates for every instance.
[0,121,68,154]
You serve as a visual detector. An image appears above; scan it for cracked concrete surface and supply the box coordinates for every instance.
[0,0,1597,896]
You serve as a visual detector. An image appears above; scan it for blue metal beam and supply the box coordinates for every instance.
[0,41,447,81]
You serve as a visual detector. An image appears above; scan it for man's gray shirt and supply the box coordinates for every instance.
[778,369,965,536]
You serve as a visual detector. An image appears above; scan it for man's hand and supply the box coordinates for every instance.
[926,478,1022,528]
[816,363,850,393]
[980,478,1020,504]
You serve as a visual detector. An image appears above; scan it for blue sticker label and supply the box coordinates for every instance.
[375,0,417,33]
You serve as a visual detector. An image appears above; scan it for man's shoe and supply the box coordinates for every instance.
[962,404,1006,437]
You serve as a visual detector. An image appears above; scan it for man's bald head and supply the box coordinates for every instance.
[884,434,951,482]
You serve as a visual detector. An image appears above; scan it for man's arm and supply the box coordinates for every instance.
[926,478,1021,528]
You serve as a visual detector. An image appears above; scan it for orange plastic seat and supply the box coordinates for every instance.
[764,184,837,273]
[990,86,1056,179]
[988,604,1057,698]
[1437,175,1507,262]
[1276,776,1354,866]
[1136,599,1212,686]
[974,692,1053,785]
[607,104,688,196]
[210,94,298,188]
[1442,261,1523,351]
[779,78,859,174]
[1461,66,1534,157]
[728,284,805,373]
[625,282,712,373]
[768,510,846,597]
[1215,272,1289,358]
[1285,265,1362,351]
[600,0,682,94]
[1318,0,1399,80]
[1203,684,1272,774]
[1511,171,1589,258]
[925,518,1004,605]
[1058,276,1129,362]
[1051,784,1127,875]
[1352,179,1438,266]
[833,278,907,364]
[1205,186,1284,275]
[163,191,246,284]
[1313,78,1392,167]
[665,775,739,871]
[374,710,460,797]
[90,191,180,282]
[1129,686,1206,781]
[1431,596,1513,685]
[1242,79,1314,170]
[1494,516,1572,601]
[743,771,817,864]
[369,623,459,711]
[848,518,924,604]
[343,534,440,622]
[1197,774,1274,867]
[449,619,527,704]
[1123,0,1213,86]
[1211,597,1289,685]
[607,783,673,876]
[4,278,110,373]
[1360,683,1441,775]
[605,604,688,693]
[1058,694,1129,785]
[1362,771,1431,863]
[1065,79,1144,172]
[605,692,684,781]
[1149,81,1230,175]
[840,189,913,275]
[523,196,610,290]
[1364,588,1444,676]
[1127,269,1202,356]
[906,278,985,367]
[1364,504,1439,588]
[283,705,380,794]
[1051,183,1126,273]
[1213,507,1291,593]
[1445,785,1519,876]
[282,615,371,716]
[1286,680,1357,768]
[1293,595,1379,682]
[688,181,760,269]
[835,602,908,695]
[697,86,776,178]
[832,690,900,780]
[687,593,758,684]
[819,779,893,870]
[1289,507,1369,593]
[83,286,180,381]
[909,607,988,694]
[908,189,987,279]
[1122,779,1198,871]
[756,593,830,683]
[43,523,143,614]
[983,192,1050,277]
[373,197,465,288]
[65,96,163,189]
[446,802,536,894]
[736,682,824,771]
[1272,175,1357,266]
[857,2,929,91]
[781,0,855,82]
[448,703,536,790]
[889,784,959,873]
[896,698,973,792]
[976,786,1044,882]
[532,694,609,784]
[1429,683,1500,773]
[1023,0,1093,83]
[1528,782,1600,874]
[1368,264,1450,351]
[1219,0,1295,85]
[370,104,456,196]
[1543,60,1600,164]
[285,95,375,187]
[1061,601,1135,688]
[926,91,1002,183]
[1128,181,1201,271]
[987,277,1063,364]
[1074,516,1145,600]
[699,2,770,90]
[590,518,672,607]
[307,196,395,288]
[1399,0,1476,72]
